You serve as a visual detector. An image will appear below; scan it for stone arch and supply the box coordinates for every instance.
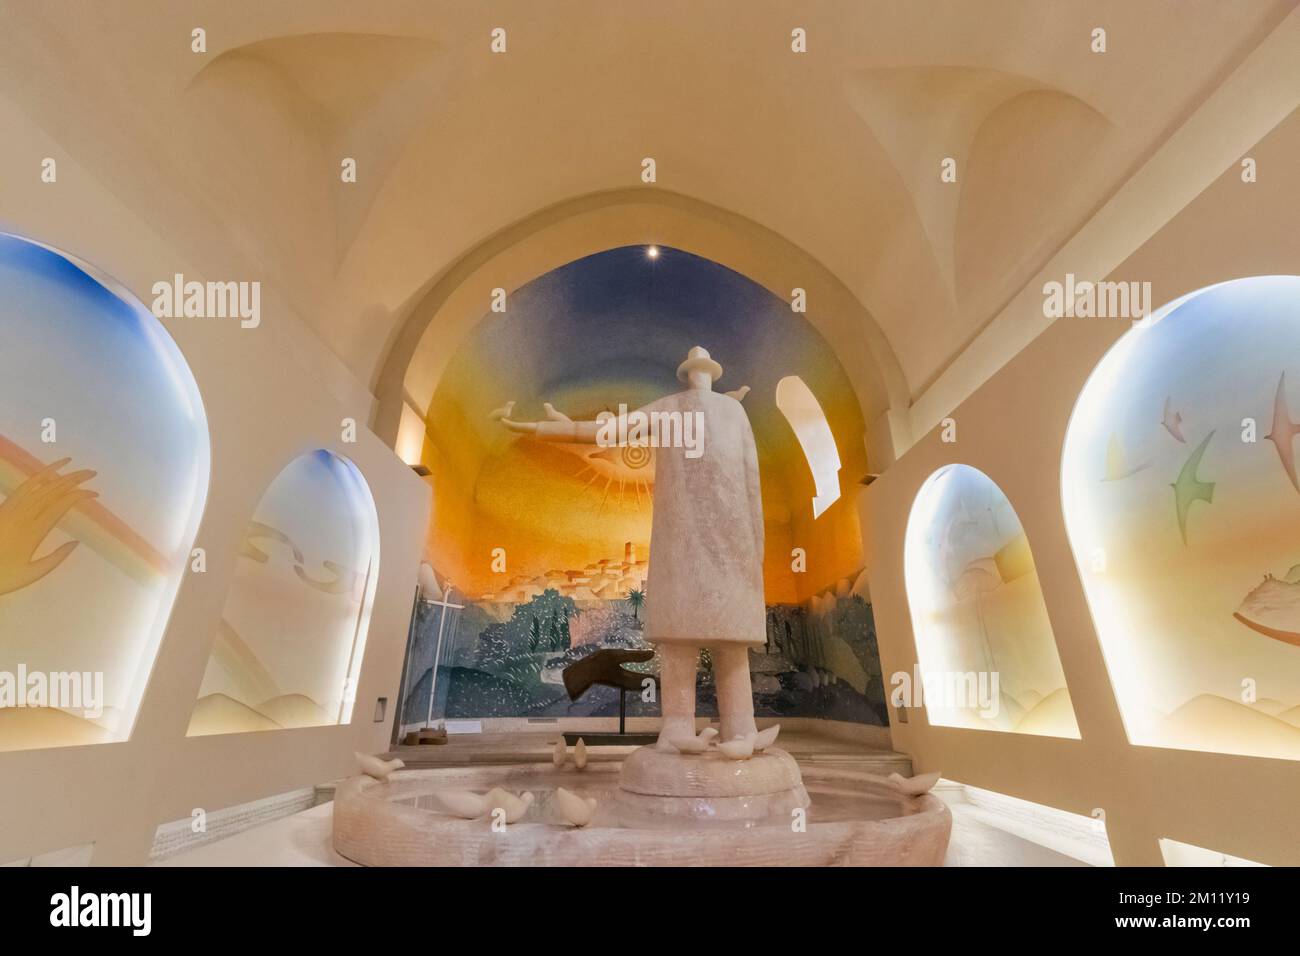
[371,188,911,469]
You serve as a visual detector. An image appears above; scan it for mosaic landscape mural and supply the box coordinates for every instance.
[1063,275,1300,760]
[398,566,887,729]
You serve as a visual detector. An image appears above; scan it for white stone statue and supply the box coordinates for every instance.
[500,346,767,746]
[354,751,404,782]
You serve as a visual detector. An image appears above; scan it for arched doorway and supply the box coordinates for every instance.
[371,189,910,464]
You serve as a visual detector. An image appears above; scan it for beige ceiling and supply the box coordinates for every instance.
[1,0,1295,423]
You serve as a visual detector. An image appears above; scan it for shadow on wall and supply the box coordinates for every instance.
[398,575,888,728]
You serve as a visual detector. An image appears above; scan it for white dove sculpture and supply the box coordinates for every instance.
[431,790,491,819]
[552,737,568,769]
[668,726,718,754]
[555,787,598,828]
[430,788,534,823]
[355,751,404,782]
[717,735,756,761]
[888,771,941,796]
[753,724,780,752]
[573,737,588,770]
[486,787,535,823]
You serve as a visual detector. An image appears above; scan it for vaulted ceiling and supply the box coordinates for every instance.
[1,0,1296,439]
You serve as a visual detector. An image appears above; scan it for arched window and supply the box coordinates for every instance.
[905,464,1078,737]
[776,375,841,518]
[1063,275,1300,761]
[0,234,209,752]
[188,450,379,735]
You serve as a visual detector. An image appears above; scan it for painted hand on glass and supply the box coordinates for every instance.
[0,458,97,596]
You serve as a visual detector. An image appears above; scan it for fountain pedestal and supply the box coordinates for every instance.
[615,746,809,823]
[332,762,952,866]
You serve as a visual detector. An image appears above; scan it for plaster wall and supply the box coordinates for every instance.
[866,107,1300,867]
[0,95,430,866]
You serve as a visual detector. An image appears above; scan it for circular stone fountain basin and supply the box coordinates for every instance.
[333,762,951,866]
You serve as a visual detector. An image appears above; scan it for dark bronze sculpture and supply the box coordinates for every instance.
[561,648,658,745]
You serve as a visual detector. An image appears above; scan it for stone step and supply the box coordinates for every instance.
[386,731,914,778]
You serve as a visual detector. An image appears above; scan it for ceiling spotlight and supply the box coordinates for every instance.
[646,245,660,260]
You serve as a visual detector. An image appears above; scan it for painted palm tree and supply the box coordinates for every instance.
[626,588,645,620]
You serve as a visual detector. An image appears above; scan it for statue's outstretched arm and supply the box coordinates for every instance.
[498,401,606,444]
[498,396,671,445]
[501,416,604,443]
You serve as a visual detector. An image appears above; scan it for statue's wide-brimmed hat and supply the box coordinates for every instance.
[676,345,724,383]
